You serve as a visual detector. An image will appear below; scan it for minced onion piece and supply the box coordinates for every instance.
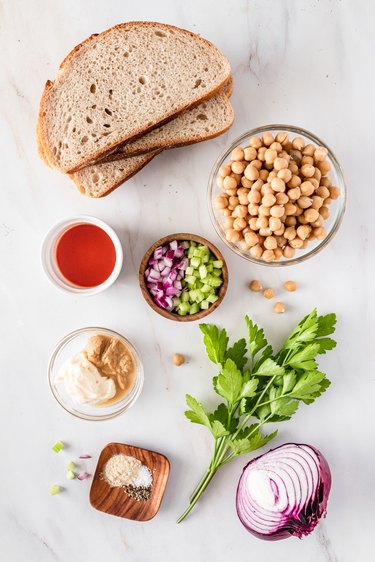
[236,443,331,540]
[79,454,92,459]
[77,472,91,481]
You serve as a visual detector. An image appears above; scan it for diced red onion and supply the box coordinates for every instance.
[77,471,91,480]
[236,443,331,541]
[79,454,92,459]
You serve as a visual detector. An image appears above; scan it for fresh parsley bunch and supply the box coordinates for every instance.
[177,309,336,523]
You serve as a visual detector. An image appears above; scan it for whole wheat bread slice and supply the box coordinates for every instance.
[37,22,231,173]
[71,151,160,198]
[99,90,233,162]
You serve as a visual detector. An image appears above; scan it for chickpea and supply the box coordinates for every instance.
[288,175,301,188]
[222,209,232,217]
[273,302,285,314]
[288,162,300,175]
[316,185,330,199]
[320,176,332,187]
[311,195,324,209]
[302,144,315,156]
[314,147,328,162]
[240,240,251,251]
[274,226,285,236]
[289,237,304,249]
[313,227,327,240]
[262,250,275,262]
[312,215,324,228]
[252,159,263,171]
[261,183,273,196]
[285,202,297,216]
[301,164,315,178]
[241,176,253,188]
[283,245,295,258]
[324,197,333,205]
[264,149,278,164]
[269,217,282,231]
[270,141,282,152]
[257,146,267,161]
[226,229,241,243]
[279,150,290,160]
[298,215,308,225]
[173,353,185,366]
[301,155,314,166]
[310,178,320,189]
[263,288,275,299]
[274,247,283,259]
[258,204,271,217]
[284,226,297,240]
[292,137,305,150]
[288,186,301,200]
[290,149,302,164]
[317,160,331,176]
[214,195,229,209]
[232,161,245,174]
[233,204,248,218]
[270,205,284,218]
[249,217,259,230]
[284,280,297,292]
[276,235,287,247]
[273,157,288,171]
[248,189,261,204]
[231,146,245,161]
[267,170,277,181]
[250,244,263,258]
[259,169,270,182]
[262,132,274,146]
[275,192,288,205]
[329,186,340,199]
[219,164,231,177]
[256,216,269,229]
[231,172,242,183]
[249,280,262,292]
[277,168,292,183]
[296,225,311,240]
[251,179,264,191]
[259,227,272,237]
[300,181,315,196]
[244,146,257,161]
[297,196,313,209]
[271,177,286,192]
[248,203,260,216]
[264,236,277,250]
[285,216,297,226]
[276,131,289,144]
[262,193,276,207]
[244,164,260,181]
[233,217,247,231]
[223,175,237,190]
[320,206,330,219]
[249,136,263,149]
[229,195,239,208]
[224,216,235,229]
[244,231,259,247]
[216,176,224,190]
[304,208,320,223]
[239,192,250,205]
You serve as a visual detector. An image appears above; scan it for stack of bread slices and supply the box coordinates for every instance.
[37,22,234,198]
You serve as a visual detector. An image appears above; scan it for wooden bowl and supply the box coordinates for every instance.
[89,442,170,521]
[139,233,228,322]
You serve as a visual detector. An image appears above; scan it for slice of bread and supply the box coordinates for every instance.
[99,90,234,162]
[71,151,160,198]
[37,22,231,173]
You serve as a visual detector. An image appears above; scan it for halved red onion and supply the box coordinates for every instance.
[236,443,331,540]
[145,240,188,311]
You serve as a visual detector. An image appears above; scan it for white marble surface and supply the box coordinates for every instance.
[1,0,374,560]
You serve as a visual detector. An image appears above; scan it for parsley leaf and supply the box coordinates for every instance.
[253,357,285,377]
[199,324,228,366]
[185,395,210,427]
[245,316,268,359]
[317,313,337,337]
[215,359,243,404]
[226,338,247,370]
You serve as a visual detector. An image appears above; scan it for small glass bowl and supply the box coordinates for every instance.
[41,215,123,295]
[48,327,144,421]
[208,124,347,266]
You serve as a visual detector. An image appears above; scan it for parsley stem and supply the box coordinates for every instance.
[177,467,217,523]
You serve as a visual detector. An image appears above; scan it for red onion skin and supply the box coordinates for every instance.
[236,443,331,541]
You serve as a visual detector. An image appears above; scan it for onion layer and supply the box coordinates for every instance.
[236,443,331,540]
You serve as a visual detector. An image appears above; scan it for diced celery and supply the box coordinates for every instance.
[173,297,181,307]
[213,260,223,268]
[181,241,190,249]
[66,470,76,480]
[200,300,210,310]
[207,294,219,304]
[50,485,61,496]
[193,249,202,257]
[207,264,213,272]
[195,290,205,303]
[201,284,212,293]
[190,257,201,268]
[199,265,208,279]
[181,291,190,303]
[201,253,210,263]
[212,268,222,277]
[189,241,197,247]
[179,302,190,314]
[189,289,197,302]
[210,277,223,288]
[188,247,195,259]
[52,441,64,453]
[185,275,197,285]
[189,303,200,315]
[66,461,75,471]
[186,266,194,276]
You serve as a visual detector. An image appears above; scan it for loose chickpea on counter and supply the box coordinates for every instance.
[263,288,275,300]
[214,131,341,262]
[284,280,297,292]
[249,280,262,292]
[273,302,286,314]
[172,353,185,366]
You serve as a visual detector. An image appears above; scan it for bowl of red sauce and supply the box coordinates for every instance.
[41,216,123,294]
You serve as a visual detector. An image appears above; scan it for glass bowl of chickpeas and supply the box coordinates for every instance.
[208,124,347,265]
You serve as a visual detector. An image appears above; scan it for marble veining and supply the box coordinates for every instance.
[1,0,374,561]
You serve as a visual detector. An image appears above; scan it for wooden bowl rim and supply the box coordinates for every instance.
[89,442,170,521]
[139,232,228,322]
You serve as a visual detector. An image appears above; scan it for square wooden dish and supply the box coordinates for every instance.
[90,442,170,521]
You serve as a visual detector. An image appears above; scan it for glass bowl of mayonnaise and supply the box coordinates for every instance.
[48,327,144,421]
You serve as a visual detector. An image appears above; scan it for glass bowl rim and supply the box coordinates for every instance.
[48,326,144,421]
[208,123,347,267]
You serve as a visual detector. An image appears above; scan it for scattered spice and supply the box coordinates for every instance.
[249,280,262,292]
[263,288,275,300]
[103,453,153,501]
[124,484,151,501]
[173,353,185,366]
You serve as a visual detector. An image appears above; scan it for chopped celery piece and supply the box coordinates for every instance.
[213,260,223,268]
[195,290,205,303]
[207,264,213,272]
[52,441,64,453]
[179,302,190,314]
[189,240,197,247]
[200,300,210,310]
[181,291,190,303]
[66,470,76,480]
[177,308,188,316]
[201,253,209,263]
[189,289,198,302]
[50,485,61,496]
[207,294,219,304]
[185,275,197,285]
[173,297,181,307]
[210,277,223,288]
[212,268,222,277]
[201,284,212,293]
[189,303,200,315]
[186,266,194,276]
[193,249,202,257]
[66,461,75,471]
[188,248,195,259]
[190,257,201,268]
[199,265,208,279]
[181,241,190,249]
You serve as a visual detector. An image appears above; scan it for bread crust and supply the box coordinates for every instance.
[37,21,231,173]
